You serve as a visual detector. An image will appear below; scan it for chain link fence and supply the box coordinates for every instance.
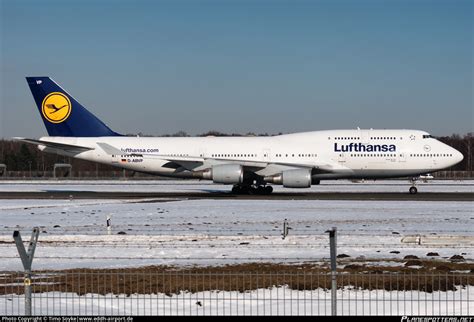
[1,270,472,316]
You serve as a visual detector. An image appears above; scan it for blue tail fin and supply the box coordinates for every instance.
[26,77,121,137]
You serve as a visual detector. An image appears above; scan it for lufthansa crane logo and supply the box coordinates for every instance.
[41,92,72,123]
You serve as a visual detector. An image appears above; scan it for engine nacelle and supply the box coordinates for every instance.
[202,164,244,184]
[265,169,312,188]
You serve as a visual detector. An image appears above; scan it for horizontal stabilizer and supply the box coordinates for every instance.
[13,137,94,152]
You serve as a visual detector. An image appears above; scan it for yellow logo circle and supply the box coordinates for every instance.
[41,92,72,123]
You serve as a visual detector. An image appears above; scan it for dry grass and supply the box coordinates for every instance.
[1,260,472,295]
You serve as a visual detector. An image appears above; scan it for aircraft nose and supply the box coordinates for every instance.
[452,149,464,165]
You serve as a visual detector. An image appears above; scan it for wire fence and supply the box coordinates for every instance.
[1,270,472,316]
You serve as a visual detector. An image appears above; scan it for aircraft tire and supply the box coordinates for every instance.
[231,185,241,194]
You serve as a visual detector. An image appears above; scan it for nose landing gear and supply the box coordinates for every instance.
[409,186,418,194]
[409,177,418,194]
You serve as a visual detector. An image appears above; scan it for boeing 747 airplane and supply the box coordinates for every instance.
[16,77,464,194]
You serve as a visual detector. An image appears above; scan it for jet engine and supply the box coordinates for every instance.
[265,168,312,188]
[201,164,244,184]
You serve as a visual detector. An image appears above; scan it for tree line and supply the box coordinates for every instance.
[0,132,472,176]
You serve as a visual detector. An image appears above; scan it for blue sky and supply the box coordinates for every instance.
[0,0,472,138]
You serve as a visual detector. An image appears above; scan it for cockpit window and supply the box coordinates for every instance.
[422,134,434,139]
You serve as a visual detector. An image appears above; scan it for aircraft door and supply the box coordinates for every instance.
[360,130,370,144]
[262,149,271,162]
[338,152,346,164]
[432,155,437,168]
[111,153,120,165]
[398,152,407,163]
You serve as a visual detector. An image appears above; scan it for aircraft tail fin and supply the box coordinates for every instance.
[26,77,121,137]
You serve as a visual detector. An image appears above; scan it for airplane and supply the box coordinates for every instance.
[16,77,464,195]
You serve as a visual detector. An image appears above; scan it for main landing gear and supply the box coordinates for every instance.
[232,184,273,195]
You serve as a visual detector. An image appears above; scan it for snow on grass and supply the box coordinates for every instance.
[0,197,472,270]
[0,181,472,270]
[1,286,472,316]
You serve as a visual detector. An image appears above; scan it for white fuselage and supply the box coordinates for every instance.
[38,129,463,182]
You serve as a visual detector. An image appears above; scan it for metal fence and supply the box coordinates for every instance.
[1,270,472,316]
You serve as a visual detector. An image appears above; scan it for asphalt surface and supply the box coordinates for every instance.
[0,191,472,201]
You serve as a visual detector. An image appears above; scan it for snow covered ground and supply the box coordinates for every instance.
[0,180,472,316]
[1,287,472,316]
[0,179,473,193]
[0,196,472,270]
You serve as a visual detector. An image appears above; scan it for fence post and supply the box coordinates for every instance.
[282,219,290,240]
[106,215,112,235]
[326,227,337,316]
[13,227,40,316]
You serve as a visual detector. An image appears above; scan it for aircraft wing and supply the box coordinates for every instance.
[265,161,337,173]
[96,142,123,155]
[96,142,206,171]
[13,137,94,152]
[158,156,337,175]
[17,139,338,175]
[96,142,338,174]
